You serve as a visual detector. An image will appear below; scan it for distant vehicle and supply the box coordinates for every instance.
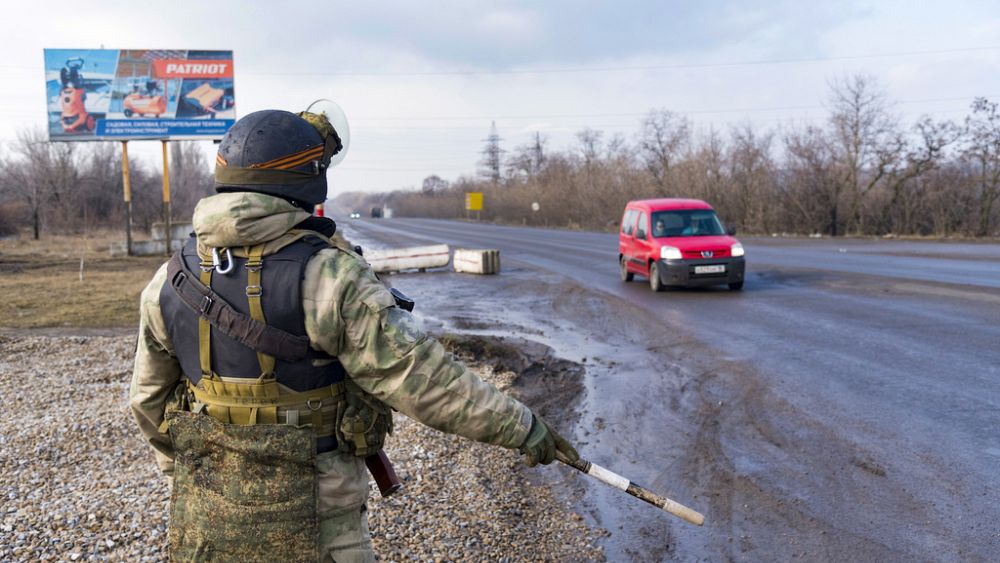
[350,212,361,219]
[371,207,383,218]
[619,198,745,291]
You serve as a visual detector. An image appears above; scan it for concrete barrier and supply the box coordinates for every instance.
[109,238,185,257]
[365,244,451,273]
[453,249,501,275]
[150,222,193,241]
[110,221,192,257]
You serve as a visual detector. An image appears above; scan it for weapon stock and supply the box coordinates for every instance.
[365,449,402,497]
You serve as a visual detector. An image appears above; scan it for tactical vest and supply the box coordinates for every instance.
[160,233,346,453]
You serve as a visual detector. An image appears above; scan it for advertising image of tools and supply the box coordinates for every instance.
[122,79,168,118]
[43,48,237,141]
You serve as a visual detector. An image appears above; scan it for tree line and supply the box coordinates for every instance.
[340,75,1000,238]
[0,130,214,238]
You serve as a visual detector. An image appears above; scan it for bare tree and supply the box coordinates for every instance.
[679,128,728,211]
[421,174,448,194]
[170,142,214,219]
[506,133,548,180]
[783,125,840,235]
[74,142,123,232]
[576,128,604,166]
[962,97,1000,236]
[827,74,901,234]
[728,123,776,232]
[638,109,690,192]
[0,128,78,239]
[880,117,958,233]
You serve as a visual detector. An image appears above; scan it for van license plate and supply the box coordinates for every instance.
[695,265,725,274]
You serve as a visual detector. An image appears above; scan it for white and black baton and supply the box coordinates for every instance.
[556,451,705,526]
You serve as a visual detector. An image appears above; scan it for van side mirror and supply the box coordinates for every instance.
[726,226,737,236]
[636,227,647,239]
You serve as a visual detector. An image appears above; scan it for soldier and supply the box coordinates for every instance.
[129,109,578,562]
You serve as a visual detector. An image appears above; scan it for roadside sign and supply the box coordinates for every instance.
[43,48,236,141]
[466,192,483,211]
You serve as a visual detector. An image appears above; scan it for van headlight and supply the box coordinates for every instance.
[660,246,682,260]
[731,243,745,257]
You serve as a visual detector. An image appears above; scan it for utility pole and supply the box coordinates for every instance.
[121,141,133,256]
[478,121,504,186]
[161,140,172,255]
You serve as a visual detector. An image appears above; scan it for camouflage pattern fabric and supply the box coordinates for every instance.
[337,381,393,458]
[191,191,310,254]
[167,410,318,562]
[301,245,533,447]
[316,451,373,562]
[131,192,532,470]
[130,192,535,560]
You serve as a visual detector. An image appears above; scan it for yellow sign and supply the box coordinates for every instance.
[465,192,483,211]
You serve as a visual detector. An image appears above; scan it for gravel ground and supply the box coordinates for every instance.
[0,334,604,562]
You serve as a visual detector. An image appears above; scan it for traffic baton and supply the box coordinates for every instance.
[556,451,705,526]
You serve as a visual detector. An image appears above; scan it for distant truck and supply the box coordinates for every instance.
[370,207,383,218]
[370,206,393,219]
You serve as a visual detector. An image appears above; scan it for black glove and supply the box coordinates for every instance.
[519,413,579,467]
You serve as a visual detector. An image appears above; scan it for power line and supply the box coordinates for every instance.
[237,46,1000,77]
[4,45,995,77]
[348,95,995,122]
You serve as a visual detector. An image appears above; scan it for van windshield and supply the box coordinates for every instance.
[651,209,726,237]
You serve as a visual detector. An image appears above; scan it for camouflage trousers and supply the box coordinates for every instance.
[317,451,374,563]
[166,411,373,562]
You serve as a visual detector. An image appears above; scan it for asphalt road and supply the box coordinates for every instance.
[340,217,999,562]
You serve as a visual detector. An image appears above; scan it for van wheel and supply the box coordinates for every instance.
[729,282,744,291]
[620,257,633,282]
[649,263,664,292]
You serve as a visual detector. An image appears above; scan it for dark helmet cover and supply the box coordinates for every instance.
[214,109,342,206]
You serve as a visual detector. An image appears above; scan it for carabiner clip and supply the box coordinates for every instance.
[211,247,235,275]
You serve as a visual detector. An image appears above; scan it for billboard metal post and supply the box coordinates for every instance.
[121,141,133,256]
[161,140,172,256]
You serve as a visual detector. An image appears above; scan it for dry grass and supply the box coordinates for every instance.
[0,230,165,328]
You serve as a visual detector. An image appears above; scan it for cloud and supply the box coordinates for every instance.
[2,0,998,193]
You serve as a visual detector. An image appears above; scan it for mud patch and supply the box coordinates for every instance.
[438,333,586,430]
[851,456,888,477]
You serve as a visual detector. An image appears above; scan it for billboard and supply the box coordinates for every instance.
[43,49,236,141]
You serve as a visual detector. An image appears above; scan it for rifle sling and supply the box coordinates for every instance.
[167,252,310,362]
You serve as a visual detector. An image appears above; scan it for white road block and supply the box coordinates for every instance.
[365,244,451,273]
[453,248,501,274]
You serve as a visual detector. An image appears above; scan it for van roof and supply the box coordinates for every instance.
[627,198,714,211]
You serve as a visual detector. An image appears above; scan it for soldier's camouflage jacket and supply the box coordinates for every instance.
[130,192,533,474]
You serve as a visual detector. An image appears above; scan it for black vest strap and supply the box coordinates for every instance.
[166,252,311,362]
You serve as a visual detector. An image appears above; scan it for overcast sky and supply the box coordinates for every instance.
[2,0,998,195]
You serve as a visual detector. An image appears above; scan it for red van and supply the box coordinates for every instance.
[619,198,745,291]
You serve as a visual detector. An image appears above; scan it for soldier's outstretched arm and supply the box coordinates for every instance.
[129,263,181,475]
[304,250,534,449]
